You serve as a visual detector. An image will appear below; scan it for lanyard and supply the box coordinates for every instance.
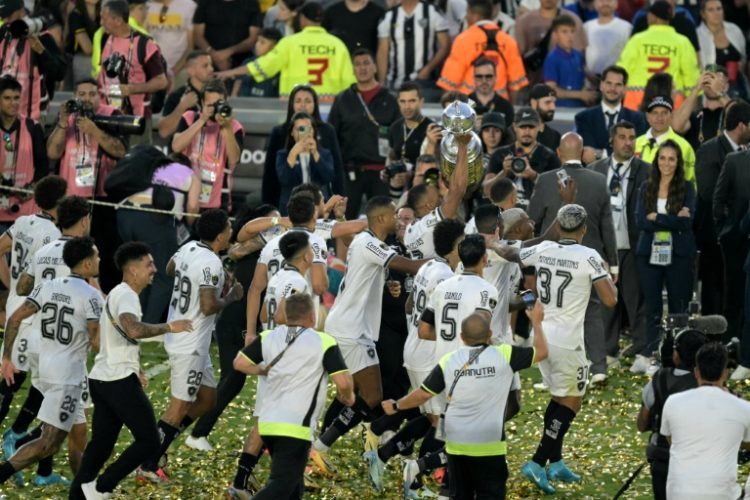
[356,91,380,128]
[698,108,723,144]
[401,118,423,159]
[197,127,223,163]
[445,345,489,403]
[2,122,23,184]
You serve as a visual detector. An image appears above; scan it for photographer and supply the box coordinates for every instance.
[0,76,48,227]
[157,50,213,140]
[0,0,66,122]
[171,78,242,212]
[97,0,167,144]
[483,107,560,208]
[636,329,706,500]
[47,78,126,198]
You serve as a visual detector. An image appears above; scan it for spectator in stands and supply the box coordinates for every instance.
[491,0,517,36]
[98,0,168,145]
[529,83,561,150]
[376,0,450,93]
[158,50,213,139]
[215,2,355,100]
[0,0,66,122]
[389,82,433,169]
[631,0,700,52]
[145,0,196,81]
[193,0,260,71]
[67,0,101,85]
[232,28,282,98]
[469,58,514,128]
[542,15,594,108]
[583,0,631,76]
[576,66,648,161]
[262,85,344,206]
[329,48,399,219]
[323,0,385,55]
[263,0,303,38]
[0,76,48,227]
[438,0,527,103]
[171,79,243,212]
[480,112,510,158]
[635,140,696,373]
[673,67,731,150]
[617,1,699,110]
[276,113,335,213]
[564,0,597,22]
[635,96,696,182]
[697,0,746,94]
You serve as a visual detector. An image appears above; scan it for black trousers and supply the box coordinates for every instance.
[448,453,507,500]
[720,237,750,340]
[585,298,607,374]
[697,238,724,315]
[649,459,668,500]
[253,435,310,500]
[344,169,389,219]
[603,250,646,356]
[69,374,160,499]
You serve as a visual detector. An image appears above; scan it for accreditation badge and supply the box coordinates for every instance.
[199,163,217,204]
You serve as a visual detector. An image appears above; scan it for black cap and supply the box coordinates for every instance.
[0,0,23,18]
[648,0,673,21]
[481,112,506,130]
[647,95,673,112]
[529,83,556,101]
[297,2,324,23]
[514,107,541,126]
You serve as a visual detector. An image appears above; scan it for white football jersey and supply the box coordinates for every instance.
[479,239,522,344]
[425,272,499,362]
[520,240,609,349]
[258,218,335,245]
[258,227,327,282]
[164,241,225,355]
[27,236,73,283]
[5,213,61,316]
[27,275,102,386]
[263,265,310,330]
[325,231,397,341]
[404,207,443,259]
[403,258,454,372]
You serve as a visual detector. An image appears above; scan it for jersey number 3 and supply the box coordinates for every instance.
[308,58,329,85]
[647,56,670,74]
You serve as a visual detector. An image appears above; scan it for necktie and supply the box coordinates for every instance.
[609,162,623,195]
[605,111,617,130]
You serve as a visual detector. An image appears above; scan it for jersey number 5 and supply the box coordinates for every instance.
[439,302,459,341]
[308,58,329,86]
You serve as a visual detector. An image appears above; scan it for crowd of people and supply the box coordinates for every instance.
[3,0,750,497]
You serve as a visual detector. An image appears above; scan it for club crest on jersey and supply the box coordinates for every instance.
[60,412,69,423]
[188,386,197,397]
[488,297,497,310]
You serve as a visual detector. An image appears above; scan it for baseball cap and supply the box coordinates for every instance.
[480,112,506,131]
[514,107,541,127]
[557,204,588,231]
[297,2,324,23]
[648,0,673,21]
[647,95,674,112]
[501,208,526,234]
[0,0,23,18]
[529,83,556,101]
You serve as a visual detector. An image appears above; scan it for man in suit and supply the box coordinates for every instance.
[695,102,750,320]
[713,106,750,379]
[590,121,651,371]
[575,66,648,163]
[528,132,618,382]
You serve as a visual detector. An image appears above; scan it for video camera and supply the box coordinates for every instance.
[64,99,146,136]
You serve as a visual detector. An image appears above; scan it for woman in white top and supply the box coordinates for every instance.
[697,0,746,80]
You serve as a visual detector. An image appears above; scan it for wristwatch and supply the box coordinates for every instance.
[391,401,399,412]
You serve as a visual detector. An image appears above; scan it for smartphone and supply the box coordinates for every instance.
[556,169,570,187]
[520,289,536,309]
[704,63,719,74]
[298,125,312,139]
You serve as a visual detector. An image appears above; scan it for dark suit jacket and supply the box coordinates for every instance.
[527,162,619,266]
[695,134,735,246]
[713,149,750,241]
[635,181,696,257]
[574,106,648,153]
[590,157,650,250]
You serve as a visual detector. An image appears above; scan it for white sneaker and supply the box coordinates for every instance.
[731,365,750,380]
[185,435,214,452]
[81,480,112,500]
[590,373,607,385]
[606,356,621,369]
[630,354,650,374]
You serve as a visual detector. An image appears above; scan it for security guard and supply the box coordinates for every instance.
[382,309,548,499]
[215,2,355,100]
[617,0,699,110]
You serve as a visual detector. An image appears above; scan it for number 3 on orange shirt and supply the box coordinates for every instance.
[308,58,329,85]
[647,56,670,74]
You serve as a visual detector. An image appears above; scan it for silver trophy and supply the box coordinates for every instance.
[439,100,484,192]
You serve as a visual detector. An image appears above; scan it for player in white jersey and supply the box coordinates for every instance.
[364,218,466,493]
[225,231,315,498]
[0,176,67,459]
[0,237,102,485]
[245,194,329,340]
[138,209,243,483]
[403,136,469,259]
[70,242,193,499]
[310,196,427,475]
[504,205,617,494]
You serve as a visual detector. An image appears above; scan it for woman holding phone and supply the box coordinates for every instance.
[276,112,335,213]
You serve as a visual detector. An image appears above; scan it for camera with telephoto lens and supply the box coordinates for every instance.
[65,98,94,118]
[511,154,528,174]
[103,53,127,79]
[63,99,145,136]
[385,161,407,178]
[212,100,232,119]
[7,16,47,38]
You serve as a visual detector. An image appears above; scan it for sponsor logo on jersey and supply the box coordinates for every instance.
[366,241,390,259]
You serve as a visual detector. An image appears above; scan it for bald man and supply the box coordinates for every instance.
[527,132,618,383]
